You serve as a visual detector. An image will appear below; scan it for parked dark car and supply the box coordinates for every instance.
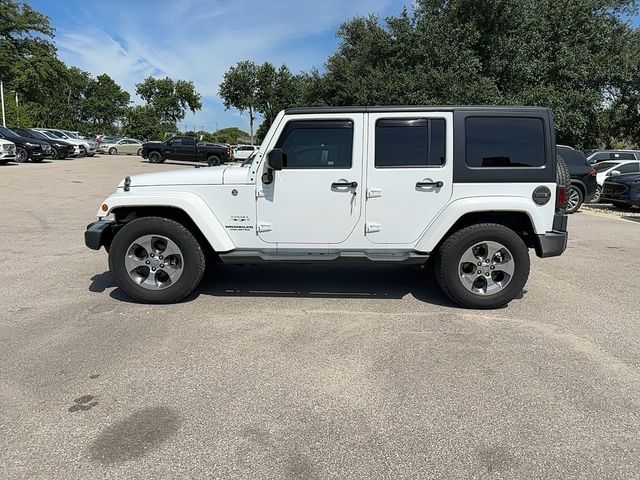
[141,136,233,166]
[557,146,597,213]
[10,127,75,159]
[0,126,51,163]
[602,173,640,210]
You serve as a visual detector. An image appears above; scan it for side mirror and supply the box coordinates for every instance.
[262,149,285,184]
[267,149,284,170]
[610,170,622,176]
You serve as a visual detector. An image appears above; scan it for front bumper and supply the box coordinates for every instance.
[84,220,116,250]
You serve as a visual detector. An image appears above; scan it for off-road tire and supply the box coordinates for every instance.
[109,217,206,303]
[148,151,164,163]
[556,155,571,211]
[435,223,530,309]
[207,155,221,166]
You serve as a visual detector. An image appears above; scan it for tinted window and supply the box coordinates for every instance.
[590,153,610,162]
[276,121,353,169]
[466,117,546,168]
[170,138,182,146]
[182,138,195,146]
[557,147,589,167]
[594,161,619,173]
[375,118,445,168]
[616,163,640,174]
[612,152,636,160]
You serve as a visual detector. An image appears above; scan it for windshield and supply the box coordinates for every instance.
[48,130,67,139]
[37,130,58,140]
[594,161,619,172]
[64,131,80,139]
[0,126,20,138]
[26,129,49,140]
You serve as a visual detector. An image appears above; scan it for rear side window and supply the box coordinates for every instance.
[183,138,195,146]
[375,118,446,168]
[466,117,546,168]
[276,120,353,169]
[613,152,636,160]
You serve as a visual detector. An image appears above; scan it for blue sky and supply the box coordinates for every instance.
[29,0,410,133]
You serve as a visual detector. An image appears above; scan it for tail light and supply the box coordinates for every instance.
[556,185,566,210]
[226,146,231,158]
[588,168,596,176]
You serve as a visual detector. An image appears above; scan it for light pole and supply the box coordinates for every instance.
[13,91,19,126]
[0,81,6,127]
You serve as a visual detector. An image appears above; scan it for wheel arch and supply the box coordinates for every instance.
[415,197,546,253]
[102,194,235,254]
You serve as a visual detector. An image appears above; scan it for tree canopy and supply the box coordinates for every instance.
[222,0,640,148]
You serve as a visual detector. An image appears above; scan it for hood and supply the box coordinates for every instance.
[143,141,164,148]
[605,173,640,184]
[118,166,228,188]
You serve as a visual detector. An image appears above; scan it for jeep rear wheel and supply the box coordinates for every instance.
[148,151,163,163]
[435,223,530,309]
[109,217,205,303]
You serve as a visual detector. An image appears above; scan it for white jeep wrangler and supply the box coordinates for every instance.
[85,106,568,309]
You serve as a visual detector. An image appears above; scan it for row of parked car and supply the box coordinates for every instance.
[0,126,100,163]
[559,146,640,212]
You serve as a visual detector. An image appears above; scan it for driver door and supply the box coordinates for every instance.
[256,115,364,245]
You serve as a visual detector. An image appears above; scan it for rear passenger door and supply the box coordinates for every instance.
[365,112,453,245]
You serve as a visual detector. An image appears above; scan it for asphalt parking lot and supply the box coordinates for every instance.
[1,155,639,479]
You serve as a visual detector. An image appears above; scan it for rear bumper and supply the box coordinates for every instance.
[84,220,116,250]
[534,213,568,258]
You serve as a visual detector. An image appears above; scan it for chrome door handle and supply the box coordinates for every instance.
[416,181,444,188]
[331,181,358,188]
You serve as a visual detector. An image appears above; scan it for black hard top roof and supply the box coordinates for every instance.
[285,105,550,114]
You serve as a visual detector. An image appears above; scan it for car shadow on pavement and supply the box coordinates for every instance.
[90,264,457,307]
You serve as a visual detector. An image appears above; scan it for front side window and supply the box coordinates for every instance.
[275,120,353,169]
[466,117,546,168]
[170,138,182,146]
[616,163,640,174]
[375,118,446,168]
[182,138,195,146]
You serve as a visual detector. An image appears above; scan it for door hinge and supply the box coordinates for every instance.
[365,222,381,233]
[257,222,272,233]
[366,187,382,199]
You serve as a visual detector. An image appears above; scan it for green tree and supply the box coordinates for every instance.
[83,74,130,130]
[135,76,202,125]
[122,105,174,141]
[219,60,259,143]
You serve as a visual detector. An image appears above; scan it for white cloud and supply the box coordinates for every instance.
[54,0,404,130]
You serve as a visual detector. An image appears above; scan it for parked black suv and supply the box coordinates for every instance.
[602,173,640,210]
[0,126,51,162]
[10,127,74,159]
[557,146,597,213]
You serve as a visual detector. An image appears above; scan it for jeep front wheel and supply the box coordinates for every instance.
[109,217,206,303]
[435,224,530,309]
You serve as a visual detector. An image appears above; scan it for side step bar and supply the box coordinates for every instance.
[218,250,429,265]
